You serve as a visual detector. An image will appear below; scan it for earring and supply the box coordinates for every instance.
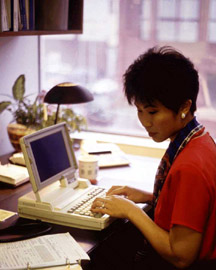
[181,113,186,119]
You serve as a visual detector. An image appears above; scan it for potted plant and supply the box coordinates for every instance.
[0,74,87,152]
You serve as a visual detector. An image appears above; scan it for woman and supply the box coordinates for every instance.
[91,46,216,269]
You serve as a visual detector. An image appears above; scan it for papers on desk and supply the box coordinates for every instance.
[9,153,26,166]
[9,142,130,169]
[0,163,29,186]
[0,209,17,222]
[0,232,89,270]
[81,141,130,168]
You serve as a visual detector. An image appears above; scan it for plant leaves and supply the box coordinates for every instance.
[12,74,25,101]
[0,101,11,113]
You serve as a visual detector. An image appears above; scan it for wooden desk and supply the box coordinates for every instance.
[0,152,159,267]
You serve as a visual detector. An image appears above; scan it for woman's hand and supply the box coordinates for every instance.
[106,185,153,204]
[91,195,139,219]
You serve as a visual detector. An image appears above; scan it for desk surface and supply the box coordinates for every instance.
[0,152,159,256]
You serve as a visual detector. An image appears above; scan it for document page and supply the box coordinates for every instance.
[0,233,89,270]
[0,209,17,222]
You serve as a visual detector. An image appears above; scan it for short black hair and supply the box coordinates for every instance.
[123,46,199,114]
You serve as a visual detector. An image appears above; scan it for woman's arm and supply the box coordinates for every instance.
[107,185,153,204]
[91,195,202,268]
[128,204,202,268]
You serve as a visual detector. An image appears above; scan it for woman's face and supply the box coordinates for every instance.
[135,100,184,142]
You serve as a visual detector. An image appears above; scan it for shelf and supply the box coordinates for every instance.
[0,30,83,37]
[0,0,83,37]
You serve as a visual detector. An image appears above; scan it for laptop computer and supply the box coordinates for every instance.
[18,122,114,230]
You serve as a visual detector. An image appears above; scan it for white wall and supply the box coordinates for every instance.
[0,36,39,155]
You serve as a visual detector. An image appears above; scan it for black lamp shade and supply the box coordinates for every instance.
[44,83,94,104]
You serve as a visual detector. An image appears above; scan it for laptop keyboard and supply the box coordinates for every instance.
[67,187,106,218]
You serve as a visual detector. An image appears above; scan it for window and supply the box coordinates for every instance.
[208,0,216,42]
[40,0,216,139]
[156,0,199,42]
[140,0,151,40]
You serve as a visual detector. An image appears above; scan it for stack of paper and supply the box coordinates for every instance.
[0,163,29,186]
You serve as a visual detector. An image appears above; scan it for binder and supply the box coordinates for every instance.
[0,233,89,270]
[26,259,83,269]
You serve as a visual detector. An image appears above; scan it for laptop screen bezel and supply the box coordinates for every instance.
[22,122,78,192]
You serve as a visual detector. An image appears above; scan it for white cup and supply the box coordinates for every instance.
[78,155,99,180]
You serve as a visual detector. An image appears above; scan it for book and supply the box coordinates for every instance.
[0,232,89,270]
[25,0,29,29]
[0,0,9,32]
[11,0,19,31]
[0,163,29,186]
[19,0,27,30]
[18,2,22,30]
[29,0,35,30]
[5,0,11,30]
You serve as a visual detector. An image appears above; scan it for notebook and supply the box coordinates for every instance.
[18,122,115,230]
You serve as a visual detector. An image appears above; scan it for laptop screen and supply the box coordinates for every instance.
[20,123,78,193]
[30,131,71,182]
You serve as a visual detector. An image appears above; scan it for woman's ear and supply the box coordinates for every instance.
[180,99,192,119]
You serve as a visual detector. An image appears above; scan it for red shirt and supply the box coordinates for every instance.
[154,132,216,259]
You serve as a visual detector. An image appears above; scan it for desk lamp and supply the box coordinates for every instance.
[44,83,94,124]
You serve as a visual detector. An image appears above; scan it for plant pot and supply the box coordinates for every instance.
[7,123,35,152]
